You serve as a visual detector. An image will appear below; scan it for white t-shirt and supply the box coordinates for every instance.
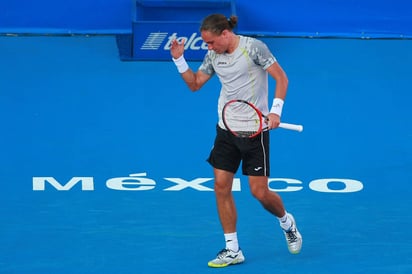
[199,35,277,130]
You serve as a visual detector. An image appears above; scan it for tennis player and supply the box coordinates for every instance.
[170,14,302,268]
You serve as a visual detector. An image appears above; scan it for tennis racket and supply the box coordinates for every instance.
[222,99,303,138]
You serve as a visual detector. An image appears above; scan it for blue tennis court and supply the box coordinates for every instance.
[0,35,411,273]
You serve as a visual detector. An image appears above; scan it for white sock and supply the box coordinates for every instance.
[278,212,292,231]
[224,232,239,252]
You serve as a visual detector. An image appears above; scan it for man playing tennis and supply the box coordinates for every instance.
[170,14,302,268]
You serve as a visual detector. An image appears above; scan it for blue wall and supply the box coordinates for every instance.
[1,0,411,38]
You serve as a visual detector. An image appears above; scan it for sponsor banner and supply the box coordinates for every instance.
[132,23,208,61]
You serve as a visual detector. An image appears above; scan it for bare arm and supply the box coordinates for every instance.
[267,62,288,100]
[179,68,211,91]
[266,62,289,129]
[170,39,211,91]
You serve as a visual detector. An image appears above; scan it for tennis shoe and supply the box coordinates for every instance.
[207,248,245,268]
[283,213,302,254]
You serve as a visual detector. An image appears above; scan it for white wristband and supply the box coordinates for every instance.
[172,55,189,73]
[270,98,284,117]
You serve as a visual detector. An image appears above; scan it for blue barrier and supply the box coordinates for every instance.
[0,0,411,38]
[131,0,236,60]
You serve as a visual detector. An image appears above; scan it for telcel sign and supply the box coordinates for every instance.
[134,30,208,61]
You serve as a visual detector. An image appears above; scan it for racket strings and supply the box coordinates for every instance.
[223,101,263,137]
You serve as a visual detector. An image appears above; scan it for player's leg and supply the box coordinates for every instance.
[207,127,241,235]
[208,168,245,267]
[248,175,285,217]
[206,126,245,267]
[214,168,237,233]
[242,130,302,254]
[248,175,302,254]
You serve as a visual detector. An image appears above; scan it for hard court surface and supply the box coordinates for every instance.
[0,35,411,273]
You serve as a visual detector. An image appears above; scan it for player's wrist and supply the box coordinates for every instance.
[172,55,189,73]
[270,98,284,117]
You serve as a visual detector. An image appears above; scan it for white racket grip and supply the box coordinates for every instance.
[279,122,303,132]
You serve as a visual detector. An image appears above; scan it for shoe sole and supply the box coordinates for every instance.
[208,257,245,268]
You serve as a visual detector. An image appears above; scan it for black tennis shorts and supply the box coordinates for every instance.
[207,125,270,176]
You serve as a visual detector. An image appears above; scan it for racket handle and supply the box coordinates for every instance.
[279,122,303,132]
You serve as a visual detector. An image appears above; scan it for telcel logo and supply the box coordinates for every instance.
[32,173,364,193]
[141,32,208,51]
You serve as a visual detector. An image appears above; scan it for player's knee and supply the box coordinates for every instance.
[214,180,232,196]
[250,186,267,201]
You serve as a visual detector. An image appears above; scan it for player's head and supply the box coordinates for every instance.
[200,14,238,35]
[200,14,238,54]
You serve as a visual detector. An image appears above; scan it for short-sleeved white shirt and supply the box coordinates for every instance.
[199,35,277,130]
